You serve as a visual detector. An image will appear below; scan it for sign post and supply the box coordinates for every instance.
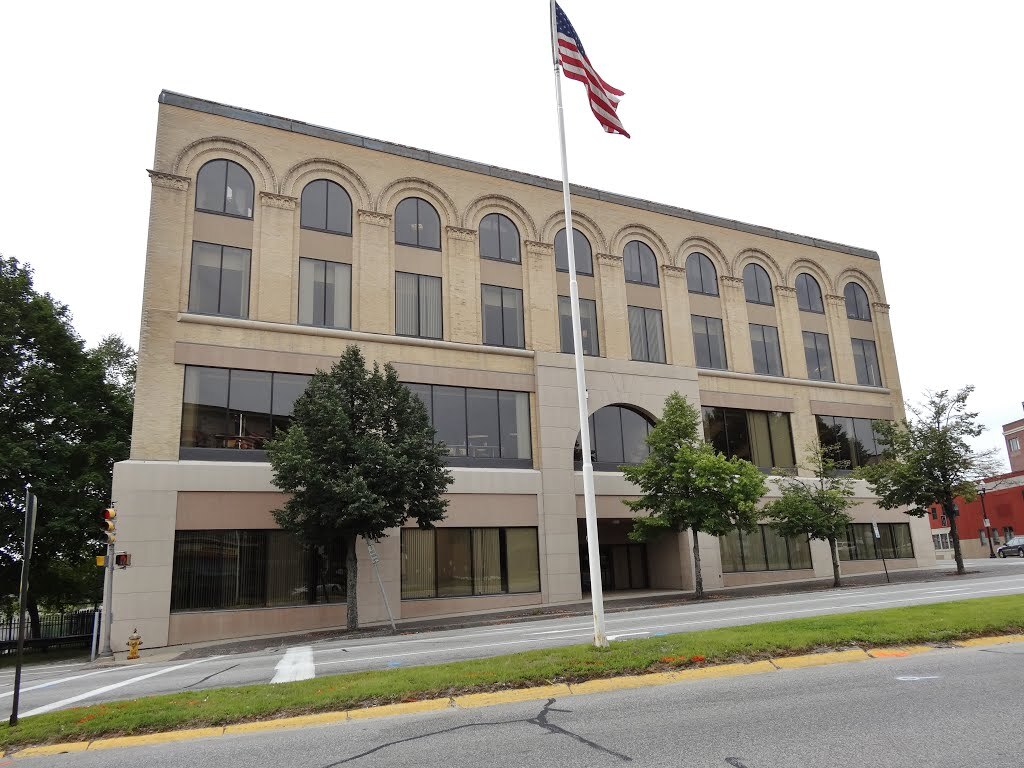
[363,538,396,633]
[9,486,38,727]
[872,522,890,584]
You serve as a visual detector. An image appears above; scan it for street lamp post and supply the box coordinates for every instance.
[978,482,995,558]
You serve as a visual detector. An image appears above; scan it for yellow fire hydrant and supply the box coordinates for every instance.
[126,628,143,660]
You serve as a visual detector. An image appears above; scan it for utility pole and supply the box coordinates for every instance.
[98,506,117,657]
[10,485,38,726]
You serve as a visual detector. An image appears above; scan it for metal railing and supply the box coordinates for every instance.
[0,609,96,654]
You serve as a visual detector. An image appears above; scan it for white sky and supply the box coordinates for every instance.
[2,1,1020,463]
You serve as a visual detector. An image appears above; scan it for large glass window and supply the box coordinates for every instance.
[395,197,441,249]
[624,241,658,285]
[479,213,521,263]
[170,530,345,611]
[180,366,311,451]
[400,527,540,599]
[719,525,813,572]
[844,282,872,321]
[300,179,352,235]
[188,242,251,318]
[750,324,783,376]
[685,252,718,295]
[396,272,442,339]
[815,415,884,469]
[195,159,254,218]
[838,523,914,560]
[574,405,654,470]
[298,258,351,329]
[692,315,727,369]
[558,296,600,356]
[796,273,824,313]
[628,306,666,363]
[554,228,593,275]
[405,384,531,467]
[852,338,882,387]
[803,331,834,381]
[743,263,774,305]
[702,406,796,471]
[481,285,525,348]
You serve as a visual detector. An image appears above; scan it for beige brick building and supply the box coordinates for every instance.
[110,91,934,649]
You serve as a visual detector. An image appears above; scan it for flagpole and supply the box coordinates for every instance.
[550,0,608,648]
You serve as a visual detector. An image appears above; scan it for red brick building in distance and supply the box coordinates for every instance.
[928,470,1024,559]
[1004,411,1024,472]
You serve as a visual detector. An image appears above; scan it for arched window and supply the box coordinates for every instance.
[195,159,254,219]
[395,197,441,249]
[844,282,871,320]
[743,263,774,305]
[795,273,824,313]
[624,240,658,286]
[554,228,593,275]
[479,213,521,263]
[685,252,718,296]
[574,405,655,470]
[300,179,352,235]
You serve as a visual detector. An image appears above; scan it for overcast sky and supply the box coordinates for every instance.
[2,1,1020,464]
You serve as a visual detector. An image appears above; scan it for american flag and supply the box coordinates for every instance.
[554,3,629,138]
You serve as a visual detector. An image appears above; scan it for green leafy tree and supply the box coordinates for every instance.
[266,346,451,630]
[763,443,856,588]
[622,393,767,599]
[0,257,135,633]
[859,387,1000,576]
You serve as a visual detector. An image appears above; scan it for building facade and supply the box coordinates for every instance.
[111,91,934,649]
[928,470,1024,559]
[1004,410,1024,472]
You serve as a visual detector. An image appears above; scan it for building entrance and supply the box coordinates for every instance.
[579,519,649,592]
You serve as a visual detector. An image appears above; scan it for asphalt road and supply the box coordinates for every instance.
[17,635,1024,767]
[3,558,1023,721]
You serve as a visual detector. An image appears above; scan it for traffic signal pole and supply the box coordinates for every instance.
[98,508,117,657]
[10,486,38,726]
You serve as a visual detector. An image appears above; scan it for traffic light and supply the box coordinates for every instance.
[102,508,117,545]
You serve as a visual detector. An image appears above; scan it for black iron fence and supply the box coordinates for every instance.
[0,609,96,654]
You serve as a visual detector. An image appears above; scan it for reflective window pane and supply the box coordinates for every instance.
[417,199,441,250]
[418,275,442,339]
[559,296,599,356]
[433,386,467,457]
[466,388,500,461]
[395,198,419,246]
[620,408,651,464]
[437,529,472,597]
[740,528,767,571]
[225,161,254,218]
[624,241,642,283]
[479,213,500,260]
[326,181,352,235]
[763,526,790,570]
[593,405,624,465]
[196,160,226,213]
[502,288,525,348]
[325,262,352,329]
[505,528,540,593]
[719,529,743,573]
[219,246,250,318]
[498,215,520,263]
[401,528,436,599]
[845,283,871,320]
[498,391,531,459]
[852,338,881,387]
[189,242,222,314]
[228,370,272,448]
[481,285,504,345]
[181,366,229,448]
[271,373,311,436]
[796,273,824,313]
[554,228,593,275]
[787,534,813,569]
[472,528,503,595]
[300,180,327,230]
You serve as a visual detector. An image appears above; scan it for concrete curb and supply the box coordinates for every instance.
[8,634,1024,760]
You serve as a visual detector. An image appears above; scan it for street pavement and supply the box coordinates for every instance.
[2,558,1023,721]
[16,635,1023,766]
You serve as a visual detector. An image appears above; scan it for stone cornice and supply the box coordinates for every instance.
[357,209,391,227]
[775,285,797,296]
[524,240,554,254]
[825,293,846,306]
[259,192,297,210]
[445,226,477,242]
[720,275,744,287]
[148,169,190,191]
[871,302,891,315]
[660,264,686,276]
[596,253,622,265]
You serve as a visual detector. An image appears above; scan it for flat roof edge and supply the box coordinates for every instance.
[158,90,880,262]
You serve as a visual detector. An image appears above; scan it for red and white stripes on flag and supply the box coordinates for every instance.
[554,3,629,138]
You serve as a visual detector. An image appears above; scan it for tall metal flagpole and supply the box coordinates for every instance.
[550,0,608,648]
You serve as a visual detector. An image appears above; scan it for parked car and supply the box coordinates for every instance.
[996,536,1024,558]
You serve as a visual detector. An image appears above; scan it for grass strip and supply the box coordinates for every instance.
[2,594,1022,751]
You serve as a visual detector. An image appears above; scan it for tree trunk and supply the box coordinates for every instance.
[828,536,841,588]
[946,500,966,576]
[691,527,704,600]
[345,535,359,631]
[26,594,41,640]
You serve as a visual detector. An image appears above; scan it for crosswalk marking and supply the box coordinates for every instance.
[271,647,315,684]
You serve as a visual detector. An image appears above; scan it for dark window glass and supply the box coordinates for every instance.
[181,366,229,448]
[271,373,311,436]
[481,285,525,348]
[750,324,784,376]
[692,315,727,369]
[228,370,272,448]
[395,197,441,249]
[702,406,795,471]
[298,258,351,329]
[742,263,774,305]
[685,252,719,295]
[624,241,658,285]
[815,415,885,469]
[593,406,625,465]
[195,159,254,218]
[396,272,442,338]
[852,338,882,387]
[171,530,344,611]
[188,242,250,318]
[479,213,521,263]
[844,282,871,320]
[574,405,653,470]
[803,331,834,381]
[437,529,473,597]
[796,273,824,313]
[300,179,352,235]
[628,306,665,363]
[498,391,531,460]
[433,386,467,458]
[558,296,599,356]
[838,523,914,561]
[719,525,812,572]
[466,388,500,461]
[554,228,593,275]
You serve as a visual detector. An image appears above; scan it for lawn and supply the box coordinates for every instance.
[2,594,1022,751]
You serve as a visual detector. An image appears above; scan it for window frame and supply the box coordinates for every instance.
[815,414,884,471]
[558,295,600,356]
[851,337,882,387]
[394,197,442,250]
[844,282,872,321]
[481,284,526,349]
[750,323,784,376]
[623,240,659,286]
[795,273,825,313]
[195,159,255,220]
[720,525,813,573]
[685,252,719,296]
[628,306,666,363]
[1010,437,1021,452]
[187,241,251,318]
[554,228,594,276]
[802,330,835,382]
[299,179,353,236]
[702,406,796,472]
[691,314,728,370]
[479,213,521,264]
[838,522,915,561]
[395,272,443,339]
[297,257,352,329]
[574,404,655,471]
[742,263,774,306]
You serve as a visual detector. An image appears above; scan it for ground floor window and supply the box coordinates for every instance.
[838,523,914,560]
[719,525,813,573]
[932,533,951,551]
[401,527,540,599]
[170,530,345,612]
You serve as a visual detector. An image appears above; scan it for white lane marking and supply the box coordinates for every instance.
[608,631,650,641]
[896,676,940,681]
[21,656,225,717]
[271,647,315,684]
[0,667,116,699]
